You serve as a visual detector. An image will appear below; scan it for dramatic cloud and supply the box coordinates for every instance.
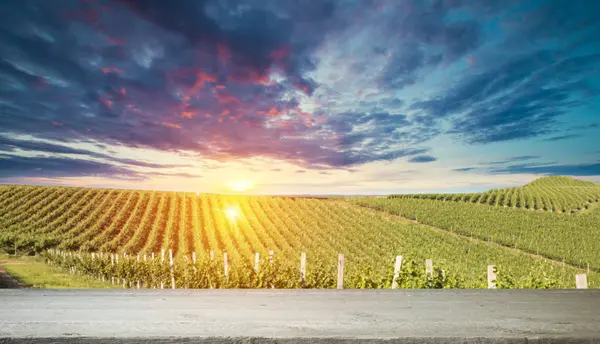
[0,154,135,179]
[0,0,598,184]
[0,135,189,169]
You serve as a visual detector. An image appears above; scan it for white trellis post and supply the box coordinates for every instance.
[576,274,588,289]
[169,249,175,289]
[111,253,115,285]
[116,253,121,288]
[425,259,433,276]
[300,252,306,288]
[254,252,260,273]
[488,265,497,289]
[160,249,165,289]
[337,253,344,289]
[392,256,403,289]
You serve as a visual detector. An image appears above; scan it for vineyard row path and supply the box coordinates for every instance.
[340,201,597,274]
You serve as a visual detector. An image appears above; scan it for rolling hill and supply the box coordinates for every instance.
[388,176,600,213]
[0,176,598,288]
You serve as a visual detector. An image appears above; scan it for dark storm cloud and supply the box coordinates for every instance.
[1,0,599,180]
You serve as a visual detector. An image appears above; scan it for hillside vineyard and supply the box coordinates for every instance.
[389,176,600,213]
[0,176,598,288]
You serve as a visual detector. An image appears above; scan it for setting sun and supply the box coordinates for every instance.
[227,179,255,193]
[225,207,239,221]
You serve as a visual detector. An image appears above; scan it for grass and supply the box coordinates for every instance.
[0,252,116,288]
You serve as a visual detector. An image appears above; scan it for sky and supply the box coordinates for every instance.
[0,0,599,195]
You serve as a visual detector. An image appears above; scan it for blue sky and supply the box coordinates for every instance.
[0,0,599,194]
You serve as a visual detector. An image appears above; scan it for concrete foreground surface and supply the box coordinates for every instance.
[1,289,599,343]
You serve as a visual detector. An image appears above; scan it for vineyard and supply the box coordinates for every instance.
[348,197,600,272]
[389,176,600,214]
[0,178,598,288]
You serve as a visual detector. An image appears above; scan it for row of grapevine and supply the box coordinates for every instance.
[1,185,598,288]
[43,249,581,289]
[349,197,600,272]
[388,176,600,213]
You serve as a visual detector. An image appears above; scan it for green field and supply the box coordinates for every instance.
[0,176,598,288]
[0,253,114,288]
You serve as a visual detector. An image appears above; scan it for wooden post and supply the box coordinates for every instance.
[169,249,175,289]
[487,265,497,289]
[391,256,403,289]
[425,259,433,276]
[160,249,165,289]
[210,250,214,261]
[224,252,229,280]
[337,253,344,289]
[576,274,588,289]
[254,252,260,273]
[300,252,306,287]
[151,252,155,260]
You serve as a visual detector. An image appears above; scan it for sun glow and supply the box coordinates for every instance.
[227,179,255,192]
[225,207,240,223]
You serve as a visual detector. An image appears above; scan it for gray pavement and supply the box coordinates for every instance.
[1,289,599,343]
